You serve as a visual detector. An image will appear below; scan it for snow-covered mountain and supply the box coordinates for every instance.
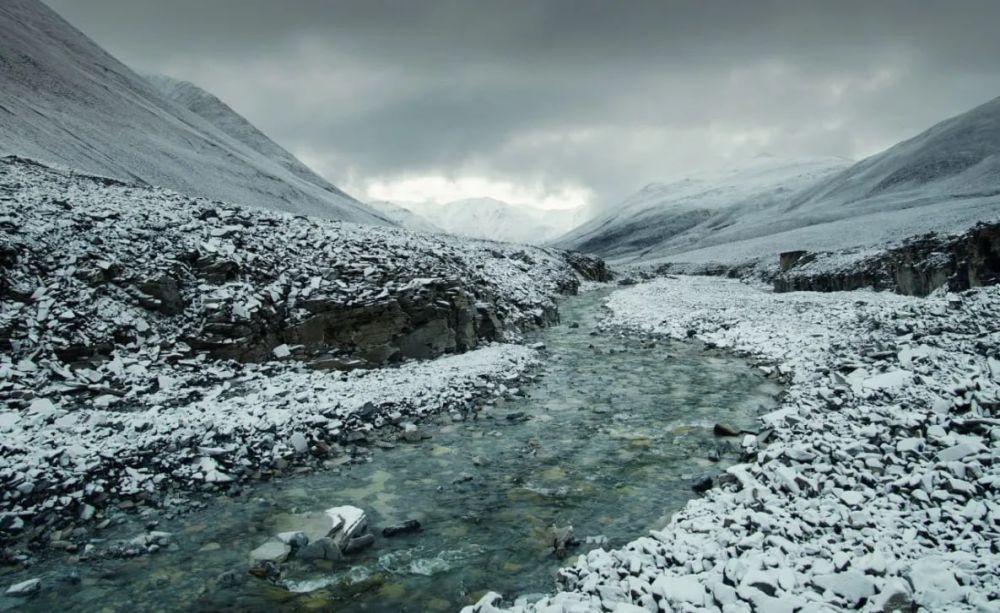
[560,95,1000,268]
[0,0,387,224]
[554,156,850,261]
[402,197,589,245]
[367,200,443,234]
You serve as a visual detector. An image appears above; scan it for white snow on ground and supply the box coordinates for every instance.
[0,343,536,508]
[0,156,602,539]
[470,276,1000,612]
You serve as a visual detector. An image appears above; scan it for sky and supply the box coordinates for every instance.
[43,0,1000,211]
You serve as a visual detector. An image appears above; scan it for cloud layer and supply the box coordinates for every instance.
[44,0,1000,208]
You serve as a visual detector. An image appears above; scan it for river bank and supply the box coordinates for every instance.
[1,289,781,611]
[471,276,1000,612]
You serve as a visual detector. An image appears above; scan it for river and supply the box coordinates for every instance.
[0,288,780,612]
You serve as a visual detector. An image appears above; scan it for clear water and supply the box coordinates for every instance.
[0,289,780,612]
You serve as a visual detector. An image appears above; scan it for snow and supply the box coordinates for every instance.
[399,197,591,245]
[0,0,387,224]
[554,156,849,261]
[559,96,1000,272]
[0,155,598,537]
[368,200,444,234]
[470,276,1000,612]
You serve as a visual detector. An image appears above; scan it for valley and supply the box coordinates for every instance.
[2,1,1000,611]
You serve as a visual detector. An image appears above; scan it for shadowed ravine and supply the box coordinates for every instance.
[1,289,781,612]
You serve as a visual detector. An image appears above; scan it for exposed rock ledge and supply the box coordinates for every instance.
[774,222,1000,296]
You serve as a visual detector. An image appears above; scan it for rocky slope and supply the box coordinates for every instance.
[0,155,606,551]
[471,275,1000,612]
[0,0,385,223]
[773,222,1000,296]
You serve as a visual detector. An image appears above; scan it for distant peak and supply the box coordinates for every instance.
[754,152,775,159]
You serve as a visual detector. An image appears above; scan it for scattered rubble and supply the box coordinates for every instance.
[468,275,1000,612]
[0,156,605,552]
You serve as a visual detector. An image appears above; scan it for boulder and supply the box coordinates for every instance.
[326,505,369,550]
[298,537,343,562]
[249,538,291,564]
[713,423,740,437]
[382,520,422,538]
[342,533,376,554]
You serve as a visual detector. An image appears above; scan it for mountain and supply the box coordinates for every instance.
[786,96,1000,215]
[0,0,387,224]
[560,95,1000,267]
[554,156,850,262]
[403,197,589,245]
[145,75,358,204]
[367,200,443,234]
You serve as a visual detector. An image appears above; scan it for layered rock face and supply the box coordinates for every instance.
[773,222,1000,296]
[0,156,606,393]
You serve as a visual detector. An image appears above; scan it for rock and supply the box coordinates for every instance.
[909,556,966,608]
[298,537,343,562]
[289,432,309,454]
[870,578,914,613]
[326,505,368,550]
[713,423,740,437]
[5,578,41,596]
[382,520,422,538]
[548,525,578,558]
[651,575,707,606]
[276,531,309,549]
[272,344,291,359]
[247,561,282,583]
[812,572,876,606]
[402,427,425,443]
[249,538,291,564]
[342,533,375,554]
[692,477,713,493]
[937,441,982,462]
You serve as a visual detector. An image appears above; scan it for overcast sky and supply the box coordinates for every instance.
[44,0,1000,210]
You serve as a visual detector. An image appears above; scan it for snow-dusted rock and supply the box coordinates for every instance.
[486,276,1000,612]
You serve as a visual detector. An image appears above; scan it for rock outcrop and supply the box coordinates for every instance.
[773,222,1000,296]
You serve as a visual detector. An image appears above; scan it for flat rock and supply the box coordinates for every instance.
[5,578,41,596]
[249,538,291,564]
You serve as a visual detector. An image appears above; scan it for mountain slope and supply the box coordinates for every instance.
[0,0,387,224]
[555,156,849,261]
[367,200,443,233]
[405,197,588,245]
[787,95,1000,215]
[145,74,357,203]
[643,96,1000,268]
[562,95,1000,268]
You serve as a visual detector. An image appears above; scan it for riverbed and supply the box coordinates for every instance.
[0,289,780,612]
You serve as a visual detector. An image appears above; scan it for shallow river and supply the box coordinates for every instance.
[1,289,780,612]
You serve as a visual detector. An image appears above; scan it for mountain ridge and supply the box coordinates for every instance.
[0,0,387,224]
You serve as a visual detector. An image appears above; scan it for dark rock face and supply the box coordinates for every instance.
[779,250,808,272]
[560,251,613,283]
[773,223,1000,297]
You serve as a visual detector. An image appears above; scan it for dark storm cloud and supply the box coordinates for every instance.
[42,0,1000,207]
